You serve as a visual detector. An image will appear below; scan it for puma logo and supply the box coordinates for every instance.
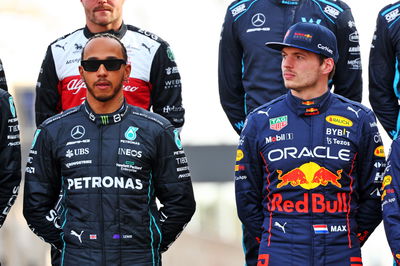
[274,222,287,233]
[347,106,361,118]
[141,43,153,53]
[71,230,84,243]
[257,107,271,117]
[55,43,67,51]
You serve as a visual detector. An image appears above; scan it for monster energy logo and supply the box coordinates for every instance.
[100,116,109,125]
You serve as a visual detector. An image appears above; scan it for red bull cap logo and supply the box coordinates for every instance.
[277,162,342,190]
[302,100,315,106]
[293,32,313,42]
[305,108,320,116]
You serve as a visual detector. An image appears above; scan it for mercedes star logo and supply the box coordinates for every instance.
[71,125,85,140]
[251,13,266,27]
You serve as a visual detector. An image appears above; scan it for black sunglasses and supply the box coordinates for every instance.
[81,59,126,72]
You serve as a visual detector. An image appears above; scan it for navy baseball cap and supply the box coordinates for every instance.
[266,22,339,62]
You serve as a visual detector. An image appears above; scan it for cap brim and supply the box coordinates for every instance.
[265,42,289,51]
[266,42,321,56]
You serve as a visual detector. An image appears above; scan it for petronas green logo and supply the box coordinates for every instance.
[31,129,41,149]
[167,47,175,62]
[100,115,109,125]
[125,126,139,141]
[8,96,16,118]
[174,129,182,149]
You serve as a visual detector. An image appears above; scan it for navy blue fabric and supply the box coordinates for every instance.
[235,91,384,265]
[382,136,400,265]
[266,22,339,62]
[0,89,21,228]
[369,1,400,139]
[23,102,195,266]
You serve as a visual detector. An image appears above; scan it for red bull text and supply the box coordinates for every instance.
[269,192,349,213]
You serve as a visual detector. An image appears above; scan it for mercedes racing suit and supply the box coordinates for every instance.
[382,137,400,265]
[369,1,400,139]
[235,91,384,265]
[35,23,184,129]
[23,101,195,266]
[0,89,21,227]
[0,59,7,91]
[219,0,362,134]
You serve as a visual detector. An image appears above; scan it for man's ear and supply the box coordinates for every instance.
[78,65,85,81]
[322,58,334,75]
[124,64,131,81]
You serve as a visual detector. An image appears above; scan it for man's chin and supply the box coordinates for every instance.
[94,94,114,102]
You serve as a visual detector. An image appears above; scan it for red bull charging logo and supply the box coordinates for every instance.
[277,162,342,190]
[271,162,347,213]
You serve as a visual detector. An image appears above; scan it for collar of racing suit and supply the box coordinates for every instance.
[83,22,128,39]
[82,100,129,126]
[273,0,300,6]
[286,90,332,117]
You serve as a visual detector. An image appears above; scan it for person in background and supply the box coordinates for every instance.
[219,0,362,135]
[382,137,400,265]
[35,0,184,130]
[0,65,21,228]
[0,59,8,92]
[369,1,400,139]
[235,22,385,265]
[23,33,196,266]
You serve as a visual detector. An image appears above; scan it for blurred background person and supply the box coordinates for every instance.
[382,135,400,265]
[369,1,400,140]
[35,0,185,129]
[0,59,8,92]
[219,0,362,135]
[0,67,21,261]
[0,86,21,230]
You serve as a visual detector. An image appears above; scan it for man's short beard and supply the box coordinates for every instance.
[87,82,124,102]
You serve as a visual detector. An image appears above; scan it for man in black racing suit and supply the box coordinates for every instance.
[0,77,21,228]
[23,33,195,266]
[0,59,8,92]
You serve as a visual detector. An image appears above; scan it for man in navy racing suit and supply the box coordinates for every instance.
[235,22,385,265]
[0,86,21,228]
[35,0,184,129]
[23,33,195,266]
[369,1,400,139]
[382,137,400,265]
[219,0,362,135]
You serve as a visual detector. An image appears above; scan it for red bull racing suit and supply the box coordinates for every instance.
[235,91,385,265]
[382,137,400,265]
